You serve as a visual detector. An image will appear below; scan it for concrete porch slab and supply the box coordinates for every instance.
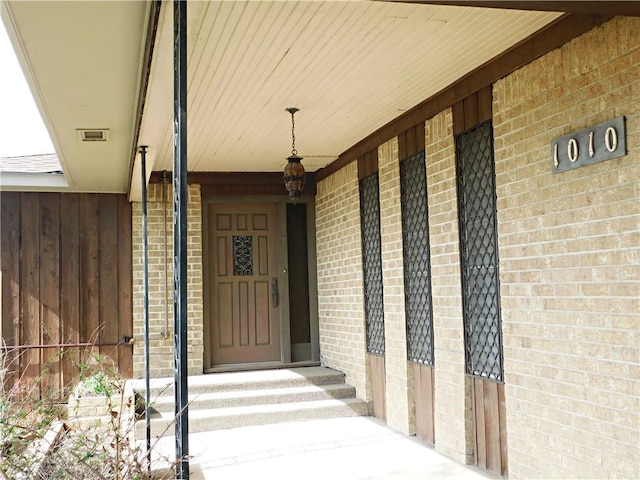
[145,416,494,480]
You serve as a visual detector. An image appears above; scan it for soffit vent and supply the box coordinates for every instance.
[76,129,110,142]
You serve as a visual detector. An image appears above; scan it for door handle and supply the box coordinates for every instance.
[272,277,279,307]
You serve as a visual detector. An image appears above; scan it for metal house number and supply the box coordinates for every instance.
[551,117,626,173]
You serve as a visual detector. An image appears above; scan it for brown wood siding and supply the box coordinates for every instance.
[0,192,133,399]
[1,193,20,388]
[154,172,317,197]
[453,86,492,134]
[358,149,379,180]
[473,378,508,477]
[40,193,61,394]
[369,353,386,421]
[60,194,81,390]
[117,196,133,376]
[412,362,435,444]
[398,123,426,160]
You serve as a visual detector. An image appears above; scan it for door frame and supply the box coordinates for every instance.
[202,195,320,372]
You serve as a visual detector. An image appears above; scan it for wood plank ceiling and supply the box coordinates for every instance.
[137,2,561,180]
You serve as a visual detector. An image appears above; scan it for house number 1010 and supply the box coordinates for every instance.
[551,117,626,173]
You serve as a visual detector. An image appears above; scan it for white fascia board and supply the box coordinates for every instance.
[0,172,68,190]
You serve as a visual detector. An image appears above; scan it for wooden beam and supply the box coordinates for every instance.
[316,13,610,181]
[152,171,317,196]
[127,0,163,195]
[377,1,640,17]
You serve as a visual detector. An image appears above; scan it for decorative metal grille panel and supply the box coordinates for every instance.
[400,151,434,365]
[233,235,253,276]
[360,174,385,355]
[456,120,504,381]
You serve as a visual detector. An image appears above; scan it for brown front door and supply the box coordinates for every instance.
[207,202,282,366]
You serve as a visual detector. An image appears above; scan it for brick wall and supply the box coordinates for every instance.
[425,109,474,463]
[316,162,371,401]
[378,138,414,434]
[493,17,640,479]
[305,17,638,477]
[131,183,204,378]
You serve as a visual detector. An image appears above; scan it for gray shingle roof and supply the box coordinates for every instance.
[0,153,62,174]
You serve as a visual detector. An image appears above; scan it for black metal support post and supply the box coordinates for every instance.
[139,145,152,471]
[173,1,189,478]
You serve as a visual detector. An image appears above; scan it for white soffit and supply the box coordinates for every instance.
[1,1,149,193]
[139,1,561,176]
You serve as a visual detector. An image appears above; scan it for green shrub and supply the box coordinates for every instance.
[75,370,120,398]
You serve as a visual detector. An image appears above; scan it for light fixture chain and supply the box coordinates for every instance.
[291,110,297,156]
[284,106,305,201]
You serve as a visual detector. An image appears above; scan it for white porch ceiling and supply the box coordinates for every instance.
[139,2,560,177]
[2,1,562,196]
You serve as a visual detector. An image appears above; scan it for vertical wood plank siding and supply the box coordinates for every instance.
[412,363,435,444]
[453,85,492,135]
[117,196,133,376]
[1,194,20,388]
[0,192,133,399]
[60,194,81,390]
[473,379,508,476]
[398,123,425,160]
[40,193,61,394]
[357,149,379,180]
[369,353,387,421]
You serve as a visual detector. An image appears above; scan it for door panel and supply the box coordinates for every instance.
[208,203,281,365]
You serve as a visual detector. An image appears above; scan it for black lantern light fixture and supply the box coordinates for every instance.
[283,107,306,200]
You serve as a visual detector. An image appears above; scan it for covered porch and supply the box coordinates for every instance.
[1,2,639,480]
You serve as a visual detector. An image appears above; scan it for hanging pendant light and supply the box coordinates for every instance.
[283,107,306,201]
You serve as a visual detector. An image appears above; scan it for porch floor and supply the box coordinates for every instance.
[145,416,494,479]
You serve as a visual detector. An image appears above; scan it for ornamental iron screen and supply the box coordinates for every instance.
[455,120,504,381]
[233,235,253,276]
[360,174,385,355]
[400,151,434,365]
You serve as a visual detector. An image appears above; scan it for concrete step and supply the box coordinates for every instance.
[132,367,370,440]
[131,366,346,398]
[135,398,370,438]
[148,383,357,413]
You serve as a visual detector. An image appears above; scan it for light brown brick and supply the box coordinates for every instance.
[131,184,204,378]
[494,17,639,480]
